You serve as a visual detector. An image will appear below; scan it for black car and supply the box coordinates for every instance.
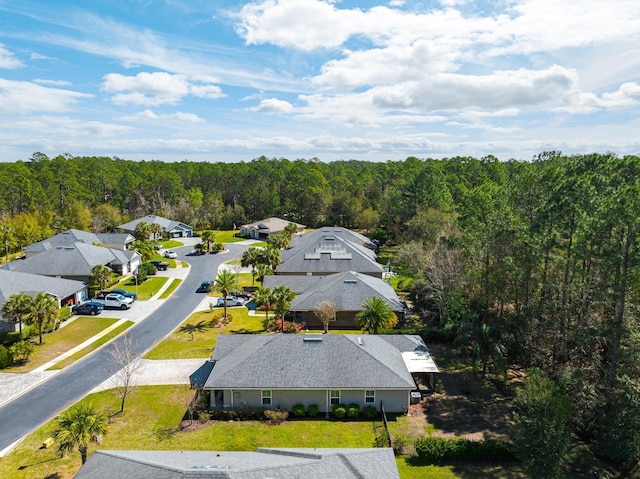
[71,302,103,316]
[197,280,213,293]
[149,260,169,271]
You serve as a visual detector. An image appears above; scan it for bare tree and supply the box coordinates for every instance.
[423,242,464,325]
[108,334,142,414]
[314,300,337,334]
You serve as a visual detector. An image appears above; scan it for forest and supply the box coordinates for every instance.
[1,151,639,476]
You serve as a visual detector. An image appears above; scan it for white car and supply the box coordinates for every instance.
[216,296,245,307]
[164,250,177,259]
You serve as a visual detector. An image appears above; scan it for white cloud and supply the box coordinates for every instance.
[34,78,72,86]
[599,82,640,108]
[249,98,294,113]
[0,79,90,115]
[0,44,23,69]
[117,109,205,122]
[102,72,224,106]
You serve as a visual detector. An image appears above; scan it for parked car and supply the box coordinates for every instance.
[154,243,162,250]
[71,301,104,316]
[149,260,169,271]
[92,293,134,310]
[216,296,245,307]
[164,250,177,259]
[197,280,213,293]
[111,288,137,301]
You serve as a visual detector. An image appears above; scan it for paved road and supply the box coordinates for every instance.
[0,242,247,453]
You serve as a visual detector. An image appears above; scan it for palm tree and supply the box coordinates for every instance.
[1,292,33,340]
[134,221,153,240]
[28,292,59,345]
[52,403,108,464]
[272,285,296,332]
[241,247,260,286]
[130,240,155,262]
[213,269,240,319]
[254,286,274,324]
[89,264,112,292]
[257,246,281,269]
[255,263,273,284]
[200,230,215,252]
[0,223,14,264]
[355,297,397,334]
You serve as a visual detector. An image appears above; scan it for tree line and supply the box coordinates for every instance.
[1,151,639,475]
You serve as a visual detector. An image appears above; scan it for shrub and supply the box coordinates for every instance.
[332,403,347,419]
[362,405,378,419]
[415,436,515,464]
[346,403,360,418]
[139,262,157,278]
[198,411,210,423]
[59,306,73,322]
[307,404,319,417]
[291,404,306,417]
[205,407,265,421]
[0,345,13,369]
[264,409,289,424]
[210,243,224,253]
[392,433,410,455]
[9,341,34,364]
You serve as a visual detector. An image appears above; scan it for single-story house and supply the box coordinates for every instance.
[264,270,407,329]
[0,270,87,332]
[289,226,372,250]
[24,229,135,258]
[117,214,193,239]
[74,448,400,479]
[240,217,305,240]
[275,233,383,278]
[2,243,141,282]
[199,334,438,414]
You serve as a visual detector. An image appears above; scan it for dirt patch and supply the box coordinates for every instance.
[415,344,515,442]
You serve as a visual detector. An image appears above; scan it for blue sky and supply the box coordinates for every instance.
[1,0,639,163]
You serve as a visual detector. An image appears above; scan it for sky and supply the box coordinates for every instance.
[0,0,639,163]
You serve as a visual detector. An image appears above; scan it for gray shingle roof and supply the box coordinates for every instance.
[0,270,86,307]
[74,448,400,479]
[117,215,192,234]
[241,217,306,233]
[276,235,382,275]
[289,270,404,312]
[262,274,323,293]
[3,243,116,277]
[204,334,416,390]
[24,229,102,254]
[289,227,371,249]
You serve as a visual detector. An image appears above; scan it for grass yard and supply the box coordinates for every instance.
[212,230,245,244]
[120,276,168,301]
[159,239,183,249]
[4,317,120,373]
[143,307,264,359]
[159,278,181,299]
[48,321,135,370]
[0,385,379,479]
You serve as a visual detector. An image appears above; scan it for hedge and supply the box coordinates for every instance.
[415,436,516,464]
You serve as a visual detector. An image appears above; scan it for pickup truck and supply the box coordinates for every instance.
[92,293,134,310]
[149,260,169,271]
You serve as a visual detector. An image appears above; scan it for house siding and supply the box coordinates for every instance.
[212,389,410,413]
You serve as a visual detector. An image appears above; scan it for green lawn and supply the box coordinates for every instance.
[4,317,120,373]
[143,308,264,359]
[159,239,183,249]
[48,321,135,370]
[211,230,245,244]
[0,385,378,479]
[0,384,525,479]
[120,276,169,301]
[159,278,181,299]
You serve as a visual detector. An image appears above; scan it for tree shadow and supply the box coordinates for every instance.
[18,457,57,471]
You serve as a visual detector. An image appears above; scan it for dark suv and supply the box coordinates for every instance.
[197,280,213,293]
[72,302,103,316]
[149,260,169,271]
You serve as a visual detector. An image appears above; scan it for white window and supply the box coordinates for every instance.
[365,390,375,403]
[261,390,272,406]
[330,390,340,405]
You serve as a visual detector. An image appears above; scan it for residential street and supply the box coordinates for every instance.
[0,241,247,455]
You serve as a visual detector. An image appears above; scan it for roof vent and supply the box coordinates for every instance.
[192,465,230,470]
[344,279,357,284]
[303,334,323,342]
[357,337,363,346]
